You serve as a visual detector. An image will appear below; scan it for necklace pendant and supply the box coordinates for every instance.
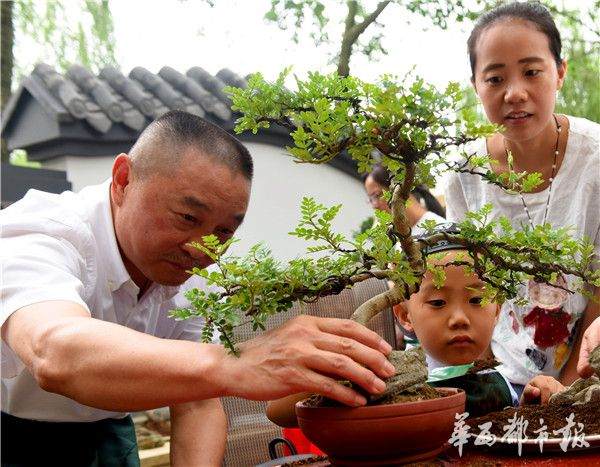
[527,273,568,310]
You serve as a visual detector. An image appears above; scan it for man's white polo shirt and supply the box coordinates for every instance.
[1,180,214,422]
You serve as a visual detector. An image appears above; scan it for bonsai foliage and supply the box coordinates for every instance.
[171,70,600,356]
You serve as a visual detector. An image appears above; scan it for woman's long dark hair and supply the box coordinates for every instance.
[365,164,446,219]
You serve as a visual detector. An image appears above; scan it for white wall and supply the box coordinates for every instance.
[42,143,372,260]
[44,155,115,192]
[230,142,371,260]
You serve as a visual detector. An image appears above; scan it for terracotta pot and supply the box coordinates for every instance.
[295,387,465,465]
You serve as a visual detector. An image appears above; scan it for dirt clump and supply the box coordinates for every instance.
[469,400,600,438]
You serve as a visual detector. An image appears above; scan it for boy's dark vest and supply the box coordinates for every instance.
[430,370,515,418]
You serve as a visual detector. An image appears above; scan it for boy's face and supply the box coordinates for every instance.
[396,252,499,366]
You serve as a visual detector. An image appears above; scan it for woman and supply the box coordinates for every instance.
[445,2,600,395]
[364,163,446,234]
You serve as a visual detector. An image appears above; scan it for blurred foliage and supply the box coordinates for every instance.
[3,0,118,164]
[9,149,40,168]
[14,0,117,76]
[353,215,375,238]
[264,0,486,75]
[555,3,600,122]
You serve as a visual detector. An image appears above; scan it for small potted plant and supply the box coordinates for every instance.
[171,71,599,464]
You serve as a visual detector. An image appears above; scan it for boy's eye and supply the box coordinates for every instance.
[525,69,541,77]
[426,299,446,307]
[469,296,483,305]
[485,76,503,85]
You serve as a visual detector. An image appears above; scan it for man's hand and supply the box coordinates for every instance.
[218,315,395,407]
[577,316,600,378]
[521,375,565,405]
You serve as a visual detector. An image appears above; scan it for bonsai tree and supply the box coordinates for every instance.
[171,70,600,403]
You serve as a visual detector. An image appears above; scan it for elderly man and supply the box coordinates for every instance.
[1,111,394,466]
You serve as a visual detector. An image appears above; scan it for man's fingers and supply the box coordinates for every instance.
[539,386,552,405]
[314,334,396,379]
[304,350,387,396]
[315,318,392,355]
[301,371,367,407]
[577,362,594,379]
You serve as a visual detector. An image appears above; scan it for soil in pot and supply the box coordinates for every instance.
[303,383,440,408]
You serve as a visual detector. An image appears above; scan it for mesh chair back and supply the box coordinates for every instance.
[222,278,395,466]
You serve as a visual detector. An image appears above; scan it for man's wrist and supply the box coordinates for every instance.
[194,343,229,398]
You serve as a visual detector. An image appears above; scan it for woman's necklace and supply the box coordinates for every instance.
[504,115,570,334]
[503,114,562,228]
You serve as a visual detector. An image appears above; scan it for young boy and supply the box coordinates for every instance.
[397,230,565,410]
[267,228,565,428]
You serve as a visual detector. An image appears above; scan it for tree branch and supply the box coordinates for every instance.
[348,1,390,42]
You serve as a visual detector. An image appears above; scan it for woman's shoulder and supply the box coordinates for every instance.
[566,115,600,147]
[564,116,599,175]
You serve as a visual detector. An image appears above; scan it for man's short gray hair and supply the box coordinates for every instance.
[128,110,253,180]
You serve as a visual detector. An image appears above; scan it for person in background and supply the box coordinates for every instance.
[444,1,599,397]
[395,230,563,411]
[364,163,446,236]
[364,163,446,350]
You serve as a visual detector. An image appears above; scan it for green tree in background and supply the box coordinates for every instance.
[264,0,485,77]
[13,0,116,76]
[264,0,599,122]
[1,0,117,162]
[555,3,600,122]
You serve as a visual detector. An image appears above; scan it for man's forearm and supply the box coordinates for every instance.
[3,302,228,411]
[169,399,227,466]
[5,301,396,409]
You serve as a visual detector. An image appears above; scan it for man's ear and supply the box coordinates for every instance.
[111,154,132,207]
[393,303,414,333]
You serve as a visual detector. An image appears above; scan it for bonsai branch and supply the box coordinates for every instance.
[350,285,404,327]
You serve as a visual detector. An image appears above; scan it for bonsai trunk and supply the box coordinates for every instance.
[348,161,436,404]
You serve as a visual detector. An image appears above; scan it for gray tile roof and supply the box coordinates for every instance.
[4,63,242,135]
[1,63,359,179]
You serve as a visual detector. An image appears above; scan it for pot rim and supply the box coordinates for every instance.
[295,387,465,420]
